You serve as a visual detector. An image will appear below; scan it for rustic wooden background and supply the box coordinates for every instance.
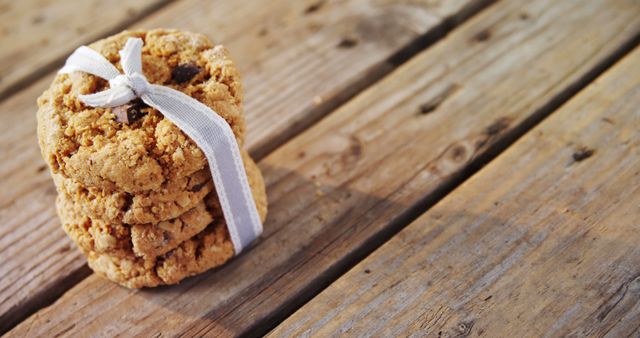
[1,0,639,336]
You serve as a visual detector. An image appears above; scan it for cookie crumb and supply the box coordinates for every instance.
[304,1,325,14]
[572,147,595,162]
[473,29,491,42]
[337,37,358,49]
[601,117,615,125]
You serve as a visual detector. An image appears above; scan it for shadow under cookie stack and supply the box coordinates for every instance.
[36,29,267,288]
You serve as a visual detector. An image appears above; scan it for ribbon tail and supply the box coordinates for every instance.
[59,46,121,80]
[141,85,263,253]
[79,86,137,108]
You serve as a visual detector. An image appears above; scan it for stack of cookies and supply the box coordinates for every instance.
[36,29,267,288]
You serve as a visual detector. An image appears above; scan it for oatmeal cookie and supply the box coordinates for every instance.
[37,29,246,193]
[87,164,267,288]
[87,220,234,288]
[58,193,216,260]
[58,152,267,262]
[54,168,214,225]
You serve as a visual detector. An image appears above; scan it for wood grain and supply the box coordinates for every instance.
[131,0,490,157]
[270,44,640,338]
[0,0,489,332]
[9,0,640,336]
[0,0,172,100]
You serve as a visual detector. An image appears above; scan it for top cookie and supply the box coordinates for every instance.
[37,29,246,193]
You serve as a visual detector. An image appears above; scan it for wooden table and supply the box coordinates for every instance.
[1,0,639,336]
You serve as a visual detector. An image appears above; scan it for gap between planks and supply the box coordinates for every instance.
[0,0,496,334]
[8,0,640,336]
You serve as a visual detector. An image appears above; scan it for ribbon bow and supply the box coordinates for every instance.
[59,38,262,253]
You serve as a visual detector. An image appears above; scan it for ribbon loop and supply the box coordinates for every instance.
[119,38,143,75]
[59,38,263,254]
[59,46,121,80]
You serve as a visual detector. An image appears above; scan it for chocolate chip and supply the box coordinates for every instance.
[131,98,149,109]
[113,105,131,123]
[191,182,205,192]
[113,100,147,124]
[122,193,133,211]
[172,64,201,84]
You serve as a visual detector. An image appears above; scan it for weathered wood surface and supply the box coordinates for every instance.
[0,0,490,333]
[271,45,640,338]
[131,0,490,157]
[9,0,640,336]
[0,0,171,100]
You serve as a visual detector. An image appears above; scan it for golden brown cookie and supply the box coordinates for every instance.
[37,29,246,193]
[87,220,234,288]
[54,168,214,225]
[58,193,217,260]
[58,152,266,261]
[39,28,269,288]
[86,161,267,288]
[53,148,261,225]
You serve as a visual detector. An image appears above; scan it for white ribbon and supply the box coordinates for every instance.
[59,38,262,254]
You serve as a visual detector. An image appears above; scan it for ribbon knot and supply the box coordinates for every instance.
[110,73,149,96]
[58,38,263,254]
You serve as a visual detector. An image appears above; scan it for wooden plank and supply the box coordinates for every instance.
[0,0,490,332]
[130,0,489,157]
[9,0,640,336]
[0,0,172,100]
[270,45,640,338]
